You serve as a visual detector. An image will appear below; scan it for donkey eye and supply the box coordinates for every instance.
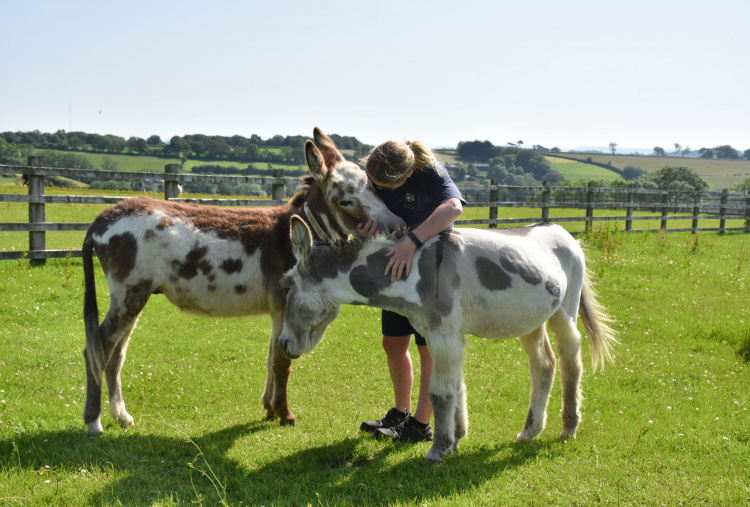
[283,286,291,295]
[339,200,354,208]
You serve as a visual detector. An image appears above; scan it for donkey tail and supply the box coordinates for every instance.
[579,269,618,372]
[83,233,105,383]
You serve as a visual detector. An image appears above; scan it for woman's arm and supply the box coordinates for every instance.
[385,197,463,281]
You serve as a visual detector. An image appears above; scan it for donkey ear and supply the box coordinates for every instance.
[312,127,345,172]
[290,214,312,263]
[305,140,328,182]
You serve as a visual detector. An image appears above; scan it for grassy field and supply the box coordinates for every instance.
[27,149,303,175]
[434,149,750,190]
[563,153,750,191]
[546,157,623,181]
[1,185,749,505]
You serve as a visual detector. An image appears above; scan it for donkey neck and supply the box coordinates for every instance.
[303,202,332,242]
[288,186,346,243]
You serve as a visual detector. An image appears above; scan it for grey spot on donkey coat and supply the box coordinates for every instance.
[349,233,462,329]
[476,256,512,291]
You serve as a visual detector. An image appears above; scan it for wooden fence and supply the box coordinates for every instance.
[1,157,749,264]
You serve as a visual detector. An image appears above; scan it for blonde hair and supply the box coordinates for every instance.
[361,139,444,184]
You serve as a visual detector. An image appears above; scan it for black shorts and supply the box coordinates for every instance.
[381,310,426,346]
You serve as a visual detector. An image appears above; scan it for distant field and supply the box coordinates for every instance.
[435,150,460,165]
[65,152,182,173]
[30,150,303,175]
[17,148,750,191]
[432,149,750,190]
[546,156,623,181]
[434,150,623,182]
[562,153,750,190]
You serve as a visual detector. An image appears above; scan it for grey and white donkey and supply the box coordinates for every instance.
[279,217,617,462]
[81,128,405,435]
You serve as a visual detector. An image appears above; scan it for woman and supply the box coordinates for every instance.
[357,138,465,443]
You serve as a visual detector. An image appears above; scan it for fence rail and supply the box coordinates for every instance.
[1,158,749,263]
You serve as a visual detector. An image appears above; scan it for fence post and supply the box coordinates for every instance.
[625,191,634,232]
[585,181,594,234]
[488,179,498,228]
[691,192,701,234]
[660,192,669,230]
[272,169,285,201]
[719,188,728,234]
[27,156,46,266]
[541,181,550,223]
[164,164,181,199]
[745,192,750,233]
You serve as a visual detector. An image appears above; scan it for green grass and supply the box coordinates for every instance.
[547,156,624,181]
[1,190,749,505]
[563,153,750,191]
[26,149,304,175]
[64,152,183,173]
[433,150,750,190]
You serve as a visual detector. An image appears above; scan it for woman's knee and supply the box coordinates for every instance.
[382,335,410,356]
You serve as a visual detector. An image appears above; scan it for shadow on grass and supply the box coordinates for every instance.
[2,419,565,505]
[738,336,750,363]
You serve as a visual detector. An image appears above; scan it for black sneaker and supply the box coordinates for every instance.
[375,415,433,442]
[360,407,408,434]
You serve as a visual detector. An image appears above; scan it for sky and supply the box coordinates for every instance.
[1,0,748,152]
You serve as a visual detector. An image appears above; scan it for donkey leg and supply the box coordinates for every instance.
[452,373,468,452]
[261,330,275,420]
[516,325,556,443]
[83,302,138,435]
[262,312,295,425]
[105,323,137,429]
[425,334,465,462]
[105,280,156,429]
[83,348,104,435]
[549,312,584,440]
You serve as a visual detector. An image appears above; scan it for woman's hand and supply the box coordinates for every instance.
[384,238,417,281]
[357,220,379,238]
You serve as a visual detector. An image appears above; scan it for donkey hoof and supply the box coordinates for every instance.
[516,431,534,444]
[87,419,104,436]
[279,416,296,427]
[560,428,577,441]
[425,445,447,463]
[118,414,135,429]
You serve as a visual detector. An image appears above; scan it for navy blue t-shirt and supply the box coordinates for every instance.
[373,165,465,228]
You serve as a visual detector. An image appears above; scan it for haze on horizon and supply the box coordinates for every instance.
[1,0,748,151]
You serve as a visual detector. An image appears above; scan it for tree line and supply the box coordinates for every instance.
[454,140,566,186]
[0,130,372,165]
[651,145,749,160]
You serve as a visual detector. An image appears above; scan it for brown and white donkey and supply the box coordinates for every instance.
[82,128,405,435]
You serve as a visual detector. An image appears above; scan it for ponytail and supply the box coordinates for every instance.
[405,140,444,177]
[363,138,444,183]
